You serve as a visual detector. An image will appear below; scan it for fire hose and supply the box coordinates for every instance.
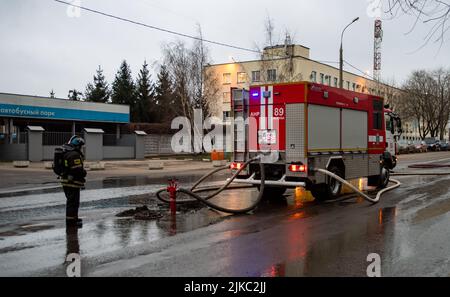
[313,168,402,204]
[314,162,450,203]
[155,156,409,213]
[156,156,267,214]
[155,156,450,213]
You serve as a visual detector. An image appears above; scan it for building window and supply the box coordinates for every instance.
[223,111,231,121]
[320,73,324,84]
[334,77,338,87]
[223,73,231,85]
[325,75,331,86]
[310,71,317,82]
[352,83,356,91]
[356,84,361,91]
[237,72,247,84]
[252,71,261,82]
[223,92,231,103]
[347,81,350,90]
[267,69,277,81]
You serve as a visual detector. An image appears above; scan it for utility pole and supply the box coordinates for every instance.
[339,17,359,88]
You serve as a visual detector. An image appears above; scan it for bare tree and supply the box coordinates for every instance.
[251,16,302,84]
[379,78,400,109]
[384,0,450,48]
[402,68,450,139]
[162,25,220,122]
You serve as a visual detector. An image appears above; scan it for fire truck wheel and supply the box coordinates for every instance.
[368,167,390,189]
[310,184,329,202]
[311,166,343,201]
[326,166,344,198]
[257,186,287,199]
[379,167,390,189]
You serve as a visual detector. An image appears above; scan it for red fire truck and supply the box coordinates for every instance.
[230,82,402,201]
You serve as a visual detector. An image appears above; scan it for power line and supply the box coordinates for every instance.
[54,0,339,65]
[54,0,260,54]
[55,0,395,88]
[344,60,403,92]
[343,60,374,79]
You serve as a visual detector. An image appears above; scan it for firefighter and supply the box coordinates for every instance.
[61,135,87,227]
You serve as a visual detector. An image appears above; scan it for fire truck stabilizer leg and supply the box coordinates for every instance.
[313,168,401,204]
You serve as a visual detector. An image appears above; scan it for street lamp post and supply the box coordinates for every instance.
[339,17,359,89]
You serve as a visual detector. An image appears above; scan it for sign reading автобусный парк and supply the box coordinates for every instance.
[0,103,129,123]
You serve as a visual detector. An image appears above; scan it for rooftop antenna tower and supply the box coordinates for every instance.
[373,19,383,83]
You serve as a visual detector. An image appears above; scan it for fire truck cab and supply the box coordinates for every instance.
[230,82,401,201]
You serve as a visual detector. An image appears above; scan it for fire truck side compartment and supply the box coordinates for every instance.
[341,109,368,150]
[285,103,307,178]
[307,104,341,152]
[286,103,305,161]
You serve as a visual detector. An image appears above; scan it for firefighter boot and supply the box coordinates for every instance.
[66,217,83,228]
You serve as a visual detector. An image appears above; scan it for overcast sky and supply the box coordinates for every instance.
[0,0,449,98]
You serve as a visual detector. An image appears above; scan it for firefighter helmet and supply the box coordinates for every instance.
[68,135,85,148]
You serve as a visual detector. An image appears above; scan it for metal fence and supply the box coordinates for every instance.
[43,132,81,146]
[0,133,28,145]
[103,134,135,146]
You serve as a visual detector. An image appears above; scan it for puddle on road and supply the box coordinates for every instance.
[0,172,230,199]
[260,205,398,277]
[412,198,450,224]
[0,175,392,276]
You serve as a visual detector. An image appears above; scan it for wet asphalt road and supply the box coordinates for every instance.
[1,152,450,277]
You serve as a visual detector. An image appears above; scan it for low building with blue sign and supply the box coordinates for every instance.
[0,92,137,161]
[0,92,130,136]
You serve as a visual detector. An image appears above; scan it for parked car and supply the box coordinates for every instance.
[440,141,449,151]
[425,138,441,151]
[414,141,428,153]
[399,141,415,154]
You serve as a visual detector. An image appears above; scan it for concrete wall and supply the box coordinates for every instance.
[1,132,146,161]
[27,131,43,162]
[135,135,145,160]
[0,144,27,160]
[144,134,174,156]
[43,145,58,160]
[84,132,103,161]
[103,146,135,159]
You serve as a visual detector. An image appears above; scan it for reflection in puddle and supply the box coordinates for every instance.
[342,178,367,194]
[261,205,398,277]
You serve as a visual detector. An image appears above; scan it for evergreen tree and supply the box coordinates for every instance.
[135,61,155,123]
[68,89,83,101]
[111,60,137,120]
[85,65,110,103]
[154,65,177,123]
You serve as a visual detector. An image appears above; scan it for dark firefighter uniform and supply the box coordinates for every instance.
[61,144,87,222]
